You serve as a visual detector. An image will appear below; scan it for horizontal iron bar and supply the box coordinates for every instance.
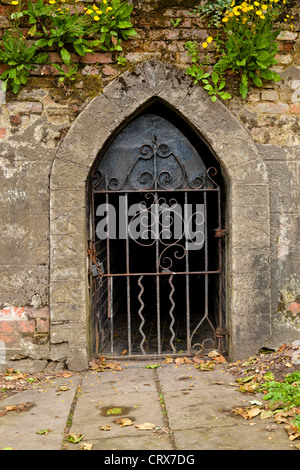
[92,188,220,194]
[100,270,221,277]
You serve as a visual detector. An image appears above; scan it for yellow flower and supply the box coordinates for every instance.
[11,1,19,4]
[262,4,268,10]
[106,6,112,12]
[94,15,100,21]
[256,10,262,15]
[202,42,208,48]
[207,36,213,43]
[86,9,93,14]
[49,0,56,4]
[222,17,229,22]
[254,1,260,6]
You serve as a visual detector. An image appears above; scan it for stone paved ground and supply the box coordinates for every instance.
[0,360,299,451]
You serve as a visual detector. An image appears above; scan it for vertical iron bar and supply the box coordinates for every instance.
[137,275,146,354]
[184,192,191,353]
[168,274,176,354]
[154,192,161,352]
[204,191,209,323]
[125,193,132,355]
[110,277,114,355]
[217,187,223,351]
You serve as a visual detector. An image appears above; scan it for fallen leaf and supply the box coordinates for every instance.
[105,363,123,371]
[79,443,93,450]
[36,429,52,436]
[1,447,15,450]
[121,349,127,356]
[56,386,70,392]
[260,410,274,420]
[163,357,174,364]
[67,433,84,444]
[194,361,215,371]
[193,356,204,364]
[135,423,155,430]
[57,372,72,378]
[213,354,227,364]
[107,407,122,415]
[208,349,220,358]
[236,375,256,384]
[115,418,133,427]
[99,425,111,431]
[175,358,185,365]
[145,364,161,369]
[232,406,261,420]
[0,403,31,417]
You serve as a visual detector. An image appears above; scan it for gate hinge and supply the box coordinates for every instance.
[215,328,230,337]
[214,229,228,238]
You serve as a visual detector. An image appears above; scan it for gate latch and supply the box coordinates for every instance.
[216,328,230,338]
[214,229,228,238]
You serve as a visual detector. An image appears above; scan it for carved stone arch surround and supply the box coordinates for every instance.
[50,59,271,370]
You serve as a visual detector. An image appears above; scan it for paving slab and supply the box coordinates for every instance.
[0,362,298,451]
[0,375,81,450]
[68,366,172,450]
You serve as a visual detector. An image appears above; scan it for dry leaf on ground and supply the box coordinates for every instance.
[232,406,262,420]
[79,443,93,450]
[135,422,155,430]
[99,425,111,431]
[0,403,31,417]
[115,418,133,427]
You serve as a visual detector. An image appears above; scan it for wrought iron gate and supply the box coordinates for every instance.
[89,114,227,357]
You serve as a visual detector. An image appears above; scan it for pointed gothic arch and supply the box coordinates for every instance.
[50,59,271,370]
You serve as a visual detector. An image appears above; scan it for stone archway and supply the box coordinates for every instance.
[50,59,271,370]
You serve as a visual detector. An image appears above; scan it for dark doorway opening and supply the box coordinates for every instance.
[88,102,227,358]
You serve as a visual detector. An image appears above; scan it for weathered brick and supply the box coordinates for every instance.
[0,321,14,334]
[80,52,113,64]
[36,318,49,333]
[0,16,9,28]
[291,103,300,113]
[0,334,20,348]
[16,320,35,334]
[288,302,300,314]
[256,102,290,113]
[6,101,43,115]
[261,90,279,101]
[27,307,50,319]
[0,127,7,139]
[102,65,118,76]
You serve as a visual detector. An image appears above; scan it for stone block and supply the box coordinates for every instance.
[50,341,69,362]
[261,90,279,101]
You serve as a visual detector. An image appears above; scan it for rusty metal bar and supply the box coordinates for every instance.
[125,193,132,356]
[137,275,146,354]
[184,192,191,354]
[110,277,113,355]
[168,274,176,354]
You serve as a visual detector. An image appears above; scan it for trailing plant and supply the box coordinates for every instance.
[186,0,294,100]
[84,0,137,51]
[191,0,240,28]
[185,40,232,102]
[0,0,136,93]
[260,371,300,430]
[0,28,47,94]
